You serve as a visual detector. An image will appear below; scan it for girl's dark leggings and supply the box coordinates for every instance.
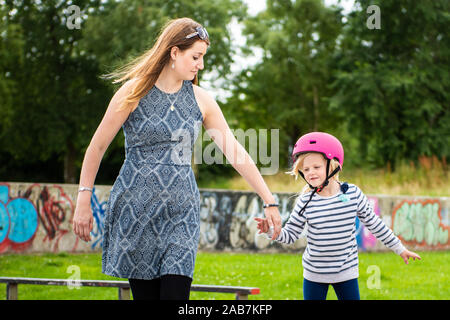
[128,274,192,300]
[303,278,360,300]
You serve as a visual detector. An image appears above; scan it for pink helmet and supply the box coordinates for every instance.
[292,132,344,167]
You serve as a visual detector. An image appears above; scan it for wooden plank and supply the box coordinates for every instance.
[190,284,257,295]
[6,283,18,300]
[118,287,131,300]
[0,277,129,288]
[0,277,260,299]
[235,292,248,300]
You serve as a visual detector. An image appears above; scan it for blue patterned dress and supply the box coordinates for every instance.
[102,80,203,280]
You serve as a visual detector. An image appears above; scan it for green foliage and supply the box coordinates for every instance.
[0,0,246,183]
[0,0,111,182]
[79,0,247,184]
[80,0,246,80]
[0,0,448,183]
[225,0,343,169]
[224,0,449,171]
[329,0,450,168]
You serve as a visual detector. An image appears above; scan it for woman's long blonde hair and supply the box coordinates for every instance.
[103,17,210,112]
[287,152,341,194]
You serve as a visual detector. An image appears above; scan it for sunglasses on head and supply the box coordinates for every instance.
[185,26,209,40]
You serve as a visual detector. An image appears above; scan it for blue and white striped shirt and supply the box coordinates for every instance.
[276,183,405,283]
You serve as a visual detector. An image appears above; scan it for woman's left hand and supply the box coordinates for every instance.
[400,249,421,264]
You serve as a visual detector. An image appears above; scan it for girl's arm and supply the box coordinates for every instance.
[194,85,282,239]
[355,186,421,263]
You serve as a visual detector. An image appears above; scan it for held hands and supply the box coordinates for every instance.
[261,207,281,240]
[255,216,276,239]
[399,249,421,265]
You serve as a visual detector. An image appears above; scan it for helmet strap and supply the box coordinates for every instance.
[296,158,342,217]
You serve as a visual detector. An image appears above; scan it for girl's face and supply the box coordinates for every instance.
[301,153,327,188]
[173,40,208,80]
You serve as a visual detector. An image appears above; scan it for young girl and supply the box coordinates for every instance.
[255,132,421,300]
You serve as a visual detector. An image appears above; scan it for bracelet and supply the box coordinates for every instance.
[263,203,279,209]
[78,186,93,193]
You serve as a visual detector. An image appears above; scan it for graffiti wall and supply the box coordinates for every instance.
[392,200,449,249]
[0,182,448,254]
[355,197,381,251]
[0,183,109,254]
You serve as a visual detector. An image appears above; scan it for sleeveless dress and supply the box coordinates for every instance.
[102,80,203,280]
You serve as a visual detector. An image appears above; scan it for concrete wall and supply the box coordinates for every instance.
[0,182,448,254]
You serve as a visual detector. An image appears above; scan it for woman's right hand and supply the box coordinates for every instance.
[73,198,93,242]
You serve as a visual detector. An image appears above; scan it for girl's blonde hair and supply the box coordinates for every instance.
[103,17,210,112]
[287,152,341,194]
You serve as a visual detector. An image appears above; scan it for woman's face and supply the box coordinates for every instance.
[173,40,208,80]
[301,153,327,188]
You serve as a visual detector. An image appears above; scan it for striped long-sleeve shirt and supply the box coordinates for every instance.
[276,183,405,283]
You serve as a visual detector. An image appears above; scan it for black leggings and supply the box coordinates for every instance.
[128,275,192,300]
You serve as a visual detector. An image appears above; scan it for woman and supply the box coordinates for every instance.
[72,17,281,300]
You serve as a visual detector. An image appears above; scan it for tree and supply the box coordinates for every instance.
[80,0,246,82]
[0,0,111,183]
[225,0,343,169]
[78,0,246,184]
[0,0,246,183]
[329,0,450,168]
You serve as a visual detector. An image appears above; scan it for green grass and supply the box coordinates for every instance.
[0,251,448,300]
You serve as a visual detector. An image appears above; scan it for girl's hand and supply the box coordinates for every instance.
[400,249,421,265]
[254,217,270,234]
[263,207,282,240]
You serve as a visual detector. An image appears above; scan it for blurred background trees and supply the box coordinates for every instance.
[329,0,449,169]
[0,0,245,183]
[0,0,448,186]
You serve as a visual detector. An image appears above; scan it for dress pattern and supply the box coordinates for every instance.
[102,80,203,280]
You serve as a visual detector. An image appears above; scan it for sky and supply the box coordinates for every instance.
[243,0,355,15]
